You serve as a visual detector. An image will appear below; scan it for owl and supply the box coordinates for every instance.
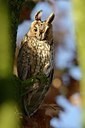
[17,10,55,116]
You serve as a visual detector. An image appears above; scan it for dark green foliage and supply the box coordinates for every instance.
[0,76,21,104]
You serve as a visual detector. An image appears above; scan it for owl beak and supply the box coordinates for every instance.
[37,35,45,41]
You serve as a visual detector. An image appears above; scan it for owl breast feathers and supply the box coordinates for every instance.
[17,10,55,116]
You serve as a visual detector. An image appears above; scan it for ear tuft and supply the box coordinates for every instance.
[46,13,55,24]
[35,10,43,20]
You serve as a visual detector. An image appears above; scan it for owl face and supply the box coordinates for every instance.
[28,10,55,41]
[29,20,50,41]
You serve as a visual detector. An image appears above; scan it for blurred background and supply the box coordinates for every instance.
[14,0,82,128]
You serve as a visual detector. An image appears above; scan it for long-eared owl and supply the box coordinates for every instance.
[17,10,55,116]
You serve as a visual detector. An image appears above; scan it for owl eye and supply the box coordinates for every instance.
[34,28,37,32]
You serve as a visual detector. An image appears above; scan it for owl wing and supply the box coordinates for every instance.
[17,42,31,80]
[23,69,54,116]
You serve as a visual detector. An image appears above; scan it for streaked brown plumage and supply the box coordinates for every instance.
[17,10,55,116]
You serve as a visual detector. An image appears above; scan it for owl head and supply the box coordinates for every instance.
[28,10,55,41]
